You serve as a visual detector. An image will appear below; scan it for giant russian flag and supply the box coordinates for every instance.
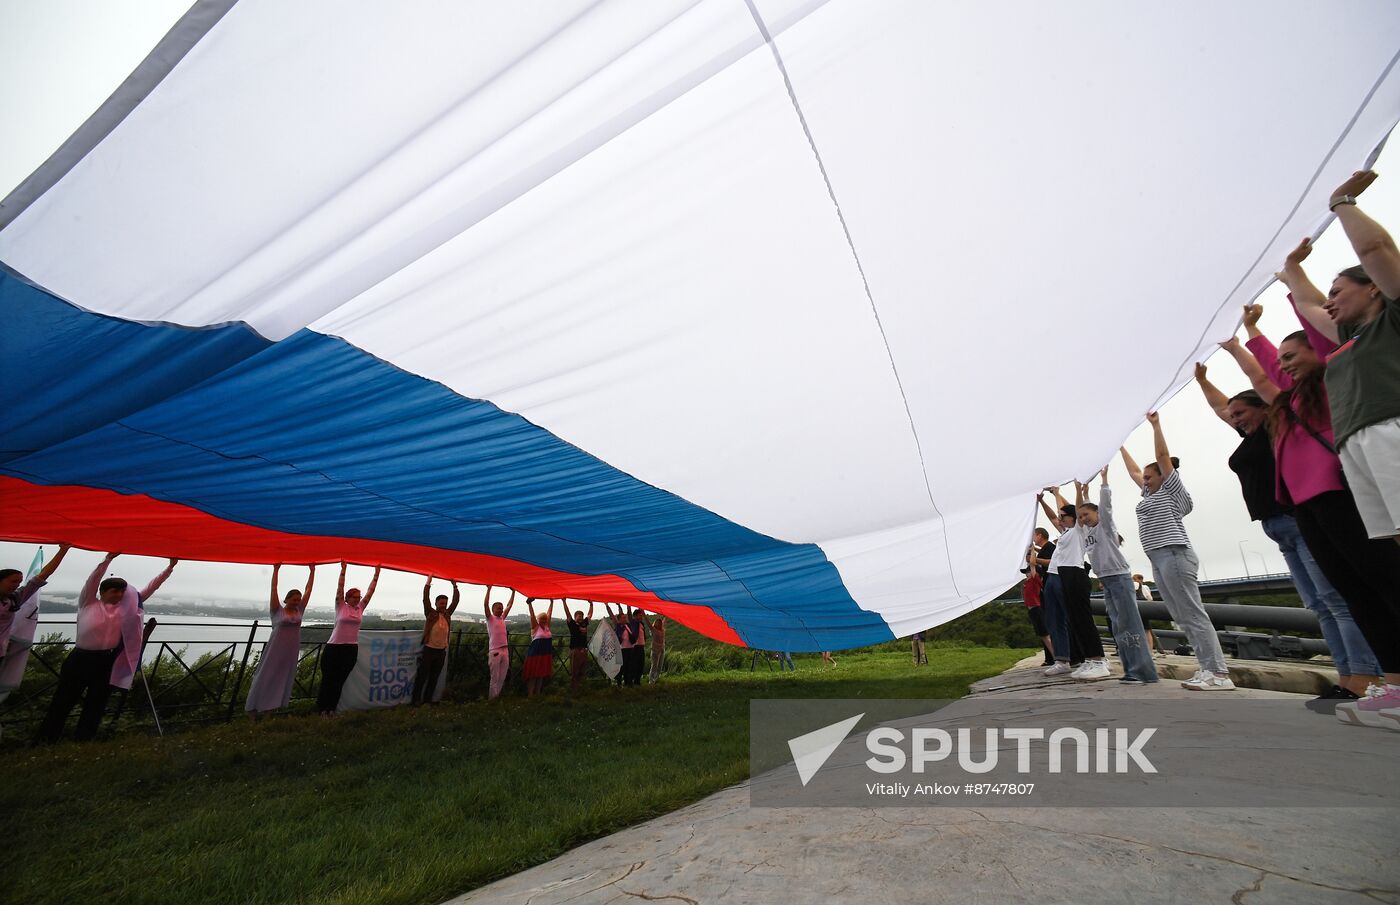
[4,1,1400,650]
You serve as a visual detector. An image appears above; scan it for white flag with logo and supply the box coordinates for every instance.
[0,547,45,703]
[337,629,447,711]
[589,621,622,681]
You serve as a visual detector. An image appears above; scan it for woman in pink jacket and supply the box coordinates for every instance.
[1224,305,1400,727]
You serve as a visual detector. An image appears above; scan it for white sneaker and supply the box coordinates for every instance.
[1377,708,1400,732]
[1178,669,1204,688]
[1071,659,1111,680]
[1337,683,1400,727]
[1183,670,1235,691]
[1043,662,1073,677]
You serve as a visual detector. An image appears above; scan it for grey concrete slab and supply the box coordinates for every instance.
[448,662,1400,905]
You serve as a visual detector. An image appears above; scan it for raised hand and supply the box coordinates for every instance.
[1194,361,1207,381]
[1146,411,1160,426]
[1331,170,1378,203]
[1284,236,1313,268]
[1242,303,1263,328]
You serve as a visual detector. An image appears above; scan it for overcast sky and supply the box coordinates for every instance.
[3,1,1398,615]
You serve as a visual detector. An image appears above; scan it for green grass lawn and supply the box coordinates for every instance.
[6,646,1028,905]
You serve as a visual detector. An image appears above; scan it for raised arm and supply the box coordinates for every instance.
[1330,170,1400,299]
[1098,472,1116,538]
[270,563,282,615]
[34,543,72,583]
[447,581,461,616]
[1275,239,1341,344]
[138,558,178,603]
[544,599,555,623]
[604,602,618,623]
[526,597,539,629]
[423,575,435,618]
[1119,447,1144,489]
[361,566,382,611]
[82,552,119,608]
[1193,362,1232,426]
[501,589,516,619]
[1219,336,1280,403]
[1236,330,1287,399]
[336,561,348,610]
[481,583,492,619]
[1146,412,1173,478]
[1037,493,1062,533]
[586,602,594,622]
[301,566,315,606]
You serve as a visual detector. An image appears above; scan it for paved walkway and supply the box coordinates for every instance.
[450,661,1400,905]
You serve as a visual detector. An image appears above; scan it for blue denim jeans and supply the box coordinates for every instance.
[1260,514,1380,676]
[1041,573,1071,663]
[1099,573,1160,682]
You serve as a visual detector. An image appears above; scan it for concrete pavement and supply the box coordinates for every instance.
[449,660,1400,905]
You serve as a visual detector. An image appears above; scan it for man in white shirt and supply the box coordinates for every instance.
[35,552,177,743]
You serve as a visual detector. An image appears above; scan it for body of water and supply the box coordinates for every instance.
[33,613,319,665]
[32,609,497,665]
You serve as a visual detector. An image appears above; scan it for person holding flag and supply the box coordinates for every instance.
[35,552,177,743]
[484,588,516,700]
[0,543,71,660]
[412,575,460,706]
[522,597,555,698]
[563,601,594,689]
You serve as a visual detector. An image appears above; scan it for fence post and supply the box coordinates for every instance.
[227,619,259,721]
[108,617,159,728]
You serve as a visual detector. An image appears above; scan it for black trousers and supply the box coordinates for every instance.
[412,646,447,704]
[1025,606,1054,663]
[622,647,644,686]
[1057,566,1106,660]
[35,647,119,743]
[1295,490,1400,673]
[316,643,359,712]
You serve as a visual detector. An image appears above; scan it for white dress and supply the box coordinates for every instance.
[244,606,304,712]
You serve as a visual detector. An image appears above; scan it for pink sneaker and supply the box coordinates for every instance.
[1336,684,1400,728]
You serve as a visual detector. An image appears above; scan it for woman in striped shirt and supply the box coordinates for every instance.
[1121,413,1233,691]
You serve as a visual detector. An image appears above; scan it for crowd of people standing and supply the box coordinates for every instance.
[4,550,678,743]
[1016,170,1400,730]
[8,171,1399,740]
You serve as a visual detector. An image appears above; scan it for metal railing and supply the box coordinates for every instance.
[1089,599,1330,662]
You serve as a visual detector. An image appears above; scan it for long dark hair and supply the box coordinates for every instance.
[1266,331,1330,442]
